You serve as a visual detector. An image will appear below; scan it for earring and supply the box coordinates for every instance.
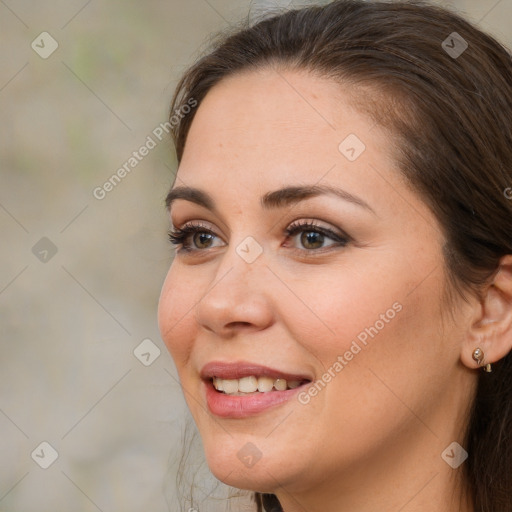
[472,347,492,372]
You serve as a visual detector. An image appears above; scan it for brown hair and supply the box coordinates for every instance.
[167,1,512,510]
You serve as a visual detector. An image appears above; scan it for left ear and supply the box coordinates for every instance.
[461,254,512,370]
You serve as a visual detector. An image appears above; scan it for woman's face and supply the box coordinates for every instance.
[158,68,475,499]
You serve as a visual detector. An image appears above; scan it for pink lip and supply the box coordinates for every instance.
[200,360,312,419]
[200,360,312,381]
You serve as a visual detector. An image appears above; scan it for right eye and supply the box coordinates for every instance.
[168,222,224,253]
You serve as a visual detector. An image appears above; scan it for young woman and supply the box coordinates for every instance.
[158,1,512,510]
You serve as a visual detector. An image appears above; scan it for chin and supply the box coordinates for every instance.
[201,434,301,494]
[207,460,284,494]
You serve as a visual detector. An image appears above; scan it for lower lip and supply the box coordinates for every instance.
[204,379,306,418]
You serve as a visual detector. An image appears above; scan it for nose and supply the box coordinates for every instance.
[194,243,275,338]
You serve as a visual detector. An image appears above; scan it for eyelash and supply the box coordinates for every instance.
[167,219,350,255]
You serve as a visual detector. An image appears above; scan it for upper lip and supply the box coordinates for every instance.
[200,361,313,382]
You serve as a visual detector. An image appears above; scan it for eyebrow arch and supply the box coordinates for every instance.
[166,184,376,216]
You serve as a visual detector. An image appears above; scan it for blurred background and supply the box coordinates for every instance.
[0,0,510,511]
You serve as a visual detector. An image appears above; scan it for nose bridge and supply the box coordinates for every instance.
[194,235,272,333]
[210,235,265,302]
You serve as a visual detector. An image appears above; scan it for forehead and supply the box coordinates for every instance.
[178,68,389,189]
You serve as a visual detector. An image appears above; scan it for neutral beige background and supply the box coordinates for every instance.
[1,1,510,511]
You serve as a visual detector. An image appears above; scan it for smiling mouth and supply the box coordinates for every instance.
[211,376,311,395]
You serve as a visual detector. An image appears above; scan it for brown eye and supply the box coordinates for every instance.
[168,222,224,252]
[300,231,325,250]
[284,220,350,252]
[193,232,215,249]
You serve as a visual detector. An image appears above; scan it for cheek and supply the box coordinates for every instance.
[158,263,199,368]
[284,259,445,425]
[284,244,443,362]
[279,260,405,358]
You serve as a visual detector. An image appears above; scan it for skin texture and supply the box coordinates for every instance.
[158,67,512,512]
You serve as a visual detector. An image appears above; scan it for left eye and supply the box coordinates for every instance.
[283,221,350,251]
[167,221,350,253]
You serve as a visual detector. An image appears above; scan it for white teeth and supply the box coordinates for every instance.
[213,377,223,391]
[222,379,239,394]
[274,378,287,391]
[257,377,274,392]
[212,375,305,394]
[238,376,258,393]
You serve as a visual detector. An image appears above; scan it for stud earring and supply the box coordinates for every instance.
[472,347,492,372]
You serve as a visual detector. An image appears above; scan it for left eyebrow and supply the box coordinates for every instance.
[166,183,377,216]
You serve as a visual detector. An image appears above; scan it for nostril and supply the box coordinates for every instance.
[226,321,252,328]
